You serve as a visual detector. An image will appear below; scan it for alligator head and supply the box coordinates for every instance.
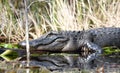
[19,31,83,52]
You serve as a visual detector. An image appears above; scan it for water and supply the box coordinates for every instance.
[0,54,119,73]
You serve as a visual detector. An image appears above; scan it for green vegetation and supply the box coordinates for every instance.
[0,43,19,61]
[103,47,120,55]
[0,43,18,49]
[0,50,18,61]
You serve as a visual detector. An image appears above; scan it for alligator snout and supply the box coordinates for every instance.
[18,35,69,51]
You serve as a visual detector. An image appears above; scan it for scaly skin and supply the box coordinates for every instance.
[18,27,120,62]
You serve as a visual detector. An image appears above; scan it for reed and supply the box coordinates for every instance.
[0,0,120,43]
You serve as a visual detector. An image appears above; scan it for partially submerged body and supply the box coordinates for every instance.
[19,27,120,62]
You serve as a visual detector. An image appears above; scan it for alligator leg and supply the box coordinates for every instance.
[80,40,103,62]
[86,41,102,54]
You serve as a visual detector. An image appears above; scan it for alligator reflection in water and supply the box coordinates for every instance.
[20,53,120,72]
[0,51,119,72]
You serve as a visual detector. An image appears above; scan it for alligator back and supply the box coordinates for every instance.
[89,27,120,48]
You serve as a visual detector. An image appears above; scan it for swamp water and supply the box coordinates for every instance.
[0,53,119,73]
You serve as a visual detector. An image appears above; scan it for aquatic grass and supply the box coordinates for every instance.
[103,47,120,55]
[0,43,18,49]
[0,50,18,61]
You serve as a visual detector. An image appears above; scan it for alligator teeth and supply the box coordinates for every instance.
[80,47,96,57]
[81,47,89,52]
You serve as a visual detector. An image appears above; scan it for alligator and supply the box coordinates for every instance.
[19,27,120,62]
